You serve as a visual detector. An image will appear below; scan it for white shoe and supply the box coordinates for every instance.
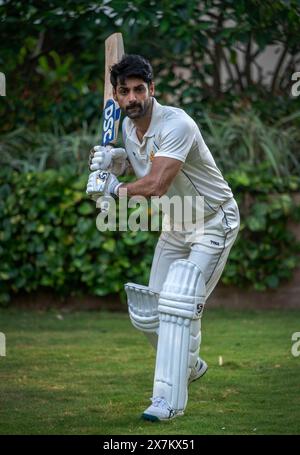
[188,358,208,385]
[141,397,184,422]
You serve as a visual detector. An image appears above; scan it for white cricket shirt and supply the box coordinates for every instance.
[122,98,233,218]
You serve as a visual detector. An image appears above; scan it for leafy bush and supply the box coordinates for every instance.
[0,164,299,305]
[202,110,300,178]
[0,123,100,173]
[225,163,300,290]
[0,167,158,305]
[1,109,300,179]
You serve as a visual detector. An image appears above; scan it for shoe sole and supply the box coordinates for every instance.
[141,410,184,422]
[141,413,160,422]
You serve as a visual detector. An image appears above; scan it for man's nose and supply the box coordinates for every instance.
[128,90,137,103]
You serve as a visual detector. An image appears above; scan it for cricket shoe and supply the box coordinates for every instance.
[188,357,208,385]
[141,397,184,422]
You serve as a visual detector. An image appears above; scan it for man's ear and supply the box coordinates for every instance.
[149,82,155,96]
[113,88,117,101]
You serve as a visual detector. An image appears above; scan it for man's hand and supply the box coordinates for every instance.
[89,145,127,176]
[86,170,122,198]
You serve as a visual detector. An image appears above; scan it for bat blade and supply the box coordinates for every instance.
[102,33,124,147]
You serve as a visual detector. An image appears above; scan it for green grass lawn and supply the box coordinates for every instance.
[0,307,299,435]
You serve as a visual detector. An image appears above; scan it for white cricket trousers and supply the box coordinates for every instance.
[149,197,240,299]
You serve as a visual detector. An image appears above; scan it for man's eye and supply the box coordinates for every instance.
[119,89,128,95]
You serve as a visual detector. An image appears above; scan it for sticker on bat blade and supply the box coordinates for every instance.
[102,99,121,146]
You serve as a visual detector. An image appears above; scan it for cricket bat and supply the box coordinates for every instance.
[96,33,124,211]
[102,32,125,146]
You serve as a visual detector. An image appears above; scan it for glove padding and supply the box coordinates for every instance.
[89,145,127,176]
[86,170,122,198]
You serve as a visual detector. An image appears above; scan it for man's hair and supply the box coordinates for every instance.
[110,54,153,88]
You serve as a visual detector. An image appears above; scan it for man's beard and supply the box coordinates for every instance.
[125,99,152,119]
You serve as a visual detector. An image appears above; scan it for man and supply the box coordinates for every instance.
[86,54,240,421]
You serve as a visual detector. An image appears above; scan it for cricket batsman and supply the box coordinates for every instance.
[86,54,240,421]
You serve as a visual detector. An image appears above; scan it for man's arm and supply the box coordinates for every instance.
[118,156,182,198]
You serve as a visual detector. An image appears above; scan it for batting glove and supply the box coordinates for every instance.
[86,170,123,198]
[89,145,127,176]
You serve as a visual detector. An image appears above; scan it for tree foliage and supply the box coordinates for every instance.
[0,0,299,132]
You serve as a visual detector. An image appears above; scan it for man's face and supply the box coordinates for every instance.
[113,77,155,119]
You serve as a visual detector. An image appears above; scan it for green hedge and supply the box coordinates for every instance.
[0,167,158,305]
[224,164,300,290]
[0,164,299,305]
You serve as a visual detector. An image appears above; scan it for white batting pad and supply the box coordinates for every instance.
[125,283,159,349]
[153,259,206,411]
